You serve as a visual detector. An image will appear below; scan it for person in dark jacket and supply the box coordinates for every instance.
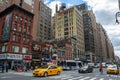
[99,63,103,74]
[2,64,4,73]
[6,63,9,72]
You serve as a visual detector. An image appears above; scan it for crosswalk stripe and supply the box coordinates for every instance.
[62,76,74,80]
[79,77,90,80]
[99,78,104,80]
[89,77,97,80]
[68,76,83,80]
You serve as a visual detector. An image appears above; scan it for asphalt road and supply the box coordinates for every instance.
[0,68,120,80]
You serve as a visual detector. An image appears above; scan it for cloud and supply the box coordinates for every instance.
[104,25,120,47]
[83,0,118,25]
[83,0,120,58]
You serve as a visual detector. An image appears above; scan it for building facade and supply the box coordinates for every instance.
[76,4,95,62]
[37,1,52,42]
[97,23,115,62]
[0,0,40,41]
[0,4,34,70]
[54,5,85,61]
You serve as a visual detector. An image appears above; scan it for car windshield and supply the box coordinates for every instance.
[108,65,117,68]
[38,65,48,69]
[81,66,88,69]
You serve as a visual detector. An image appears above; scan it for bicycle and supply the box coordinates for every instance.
[99,68,103,74]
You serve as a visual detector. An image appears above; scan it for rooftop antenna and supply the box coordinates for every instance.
[55,0,60,13]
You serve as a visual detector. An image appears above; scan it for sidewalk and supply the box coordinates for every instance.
[0,70,33,74]
[7,70,33,76]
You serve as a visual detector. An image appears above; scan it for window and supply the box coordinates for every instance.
[15,15,18,21]
[18,35,21,42]
[1,45,8,52]
[23,36,26,42]
[12,45,19,52]
[24,26,27,32]
[20,17,23,23]
[22,47,28,54]
[28,21,31,26]
[13,34,16,41]
[19,25,22,32]
[28,27,30,34]
[19,0,23,6]
[27,37,30,43]
[25,19,27,25]
[14,24,17,31]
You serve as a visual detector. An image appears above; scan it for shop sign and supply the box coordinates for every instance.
[6,54,23,60]
[43,57,51,61]
[45,43,50,48]
[0,54,6,59]
[23,55,32,61]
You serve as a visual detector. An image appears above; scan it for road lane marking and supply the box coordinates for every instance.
[89,77,97,80]
[68,76,83,80]
[79,77,90,80]
[99,78,104,80]
[1,76,12,79]
[62,76,74,80]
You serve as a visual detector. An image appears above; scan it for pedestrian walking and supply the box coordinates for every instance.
[2,63,4,73]
[99,63,103,74]
[23,66,27,72]
[6,63,9,72]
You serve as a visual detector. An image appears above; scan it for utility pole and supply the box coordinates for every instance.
[115,0,120,24]
[118,0,120,10]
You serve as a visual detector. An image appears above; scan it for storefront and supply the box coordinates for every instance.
[0,53,33,70]
[23,55,32,70]
[7,53,23,70]
[0,54,6,65]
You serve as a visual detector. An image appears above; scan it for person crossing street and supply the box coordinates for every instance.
[99,63,103,74]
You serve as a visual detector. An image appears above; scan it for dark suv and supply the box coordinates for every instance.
[78,65,93,73]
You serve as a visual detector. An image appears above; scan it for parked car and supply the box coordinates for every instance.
[78,65,93,73]
[32,65,62,77]
[106,64,119,75]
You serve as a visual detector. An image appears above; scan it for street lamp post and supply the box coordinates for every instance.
[115,0,120,24]
[115,12,120,24]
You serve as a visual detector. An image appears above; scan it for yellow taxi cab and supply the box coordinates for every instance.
[32,65,62,77]
[106,64,119,75]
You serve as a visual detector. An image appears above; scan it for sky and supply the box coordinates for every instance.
[44,0,120,58]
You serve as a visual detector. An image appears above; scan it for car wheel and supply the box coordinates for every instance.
[44,72,48,77]
[57,71,60,75]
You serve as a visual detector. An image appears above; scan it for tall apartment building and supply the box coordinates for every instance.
[0,4,34,69]
[54,5,85,60]
[76,4,95,62]
[37,1,52,43]
[97,23,115,62]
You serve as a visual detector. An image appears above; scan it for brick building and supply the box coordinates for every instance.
[0,4,34,70]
